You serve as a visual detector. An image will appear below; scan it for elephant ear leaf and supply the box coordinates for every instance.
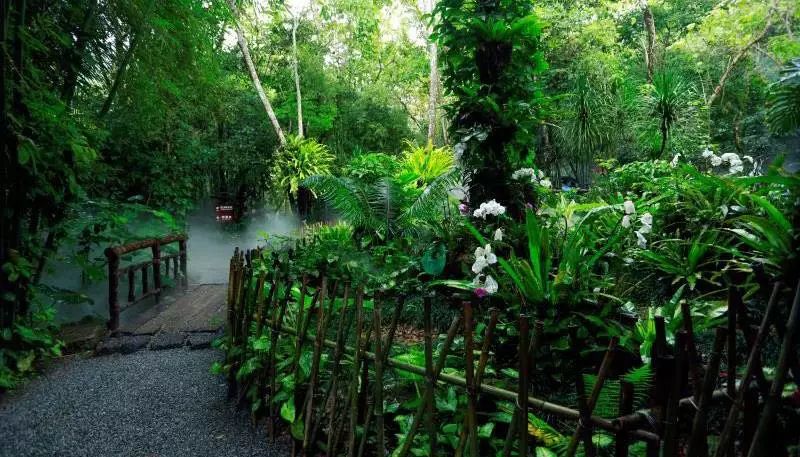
[422,242,447,276]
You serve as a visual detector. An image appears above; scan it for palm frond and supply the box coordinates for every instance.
[303,175,377,230]
[400,169,462,228]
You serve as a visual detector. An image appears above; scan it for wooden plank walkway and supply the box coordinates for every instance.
[127,283,227,335]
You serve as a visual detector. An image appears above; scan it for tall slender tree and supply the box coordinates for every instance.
[227,0,286,146]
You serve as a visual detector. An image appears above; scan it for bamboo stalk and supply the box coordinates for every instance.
[464,301,479,457]
[615,381,634,457]
[267,277,293,438]
[747,280,800,457]
[687,327,727,457]
[373,295,386,457]
[502,320,544,457]
[725,285,739,457]
[455,308,499,456]
[356,294,409,457]
[345,288,366,457]
[322,283,351,455]
[395,315,463,457]
[266,315,661,443]
[565,337,619,457]
[424,296,437,457]
[662,331,687,457]
[570,327,595,457]
[681,300,703,402]
[713,282,781,457]
[518,314,530,457]
[301,278,332,454]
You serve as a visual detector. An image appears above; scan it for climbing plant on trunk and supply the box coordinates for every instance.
[433,0,546,217]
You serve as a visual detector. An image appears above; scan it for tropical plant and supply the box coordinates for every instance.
[303,169,462,241]
[433,0,547,213]
[646,71,687,159]
[344,153,402,184]
[270,135,335,211]
[398,141,455,186]
[767,58,800,134]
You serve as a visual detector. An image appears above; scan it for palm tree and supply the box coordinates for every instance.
[648,71,686,159]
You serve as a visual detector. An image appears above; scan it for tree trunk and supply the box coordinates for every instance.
[707,20,772,107]
[643,2,656,83]
[426,40,439,144]
[99,31,139,118]
[291,15,303,138]
[227,0,286,146]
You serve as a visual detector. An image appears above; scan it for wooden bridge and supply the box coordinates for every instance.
[91,234,227,353]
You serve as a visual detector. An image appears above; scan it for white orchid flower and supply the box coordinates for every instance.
[539,178,552,189]
[710,154,723,167]
[670,153,681,168]
[623,200,636,215]
[621,215,631,228]
[635,230,647,249]
[493,228,503,241]
[473,200,506,219]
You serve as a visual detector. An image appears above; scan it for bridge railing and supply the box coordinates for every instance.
[104,234,188,333]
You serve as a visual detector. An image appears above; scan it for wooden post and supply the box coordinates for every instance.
[681,300,703,402]
[662,331,687,457]
[127,269,135,304]
[464,300,479,457]
[151,241,161,303]
[106,252,120,332]
[179,238,188,290]
[725,285,739,457]
[518,314,530,457]
[346,288,366,457]
[714,282,781,457]
[687,327,727,457]
[424,296,437,457]
[141,263,149,296]
[395,315,462,457]
[373,294,386,457]
[747,280,800,457]
[615,381,634,457]
[565,337,619,457]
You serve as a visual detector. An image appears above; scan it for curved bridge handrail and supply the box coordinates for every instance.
[104,233,188,333]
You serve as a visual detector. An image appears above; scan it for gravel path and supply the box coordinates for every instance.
[0,348,289,457]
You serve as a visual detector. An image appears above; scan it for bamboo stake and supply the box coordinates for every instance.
[345,288,366,457]
[356,295,409,457]
[747,280,800,457]
[725,285,739,457]
[681,300,703,402]
[374,295,387,457]
[687,327,727,457]
[455,308,499,456]
[502,320,544,457]
[713,282,781,457]
[424,296,437,457]
[570,327,595,457]
[464,300,480,457]
[267,278,293,438]
[662,331,687,457]
[565,337,620,457]
[322,283,351,455]
[518,314,531,457]
[615,381,634,457]
[267,314,661,443]
[395,315,463,457]
[301,278,332,454]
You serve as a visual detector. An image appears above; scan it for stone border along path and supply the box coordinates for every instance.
[0,347,291,457]
[95,329,223,355]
